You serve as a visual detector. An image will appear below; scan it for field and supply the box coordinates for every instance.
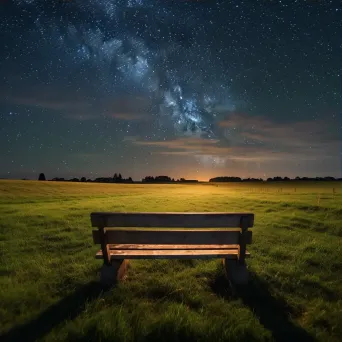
[0,180,341,342]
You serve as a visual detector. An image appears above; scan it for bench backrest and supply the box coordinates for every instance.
[91,212,254,246]
[91,212,254,228]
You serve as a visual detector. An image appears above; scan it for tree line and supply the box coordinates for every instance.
[38,173,133,183]
[36,173,342,183]
[37,173,198,183]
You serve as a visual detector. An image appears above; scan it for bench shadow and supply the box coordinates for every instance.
[1,281,108,342]
[210,271,316,342]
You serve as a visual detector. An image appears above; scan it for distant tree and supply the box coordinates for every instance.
[245,178,263,182]
[81,177,86,182]
[324,177,335,181]
[38,173,46,181]
[171,178,175,182]
[142,176,155,182]
[70,178,79,182]
[155,175,171,182]
[118,173,122,182]
[87,179,92,182]
[142,175,172,182]
[113,173,118,182]
[128,177,133,182]
[209,176,242,182]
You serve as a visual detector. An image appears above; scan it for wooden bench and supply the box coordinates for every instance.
[91,212,254,286]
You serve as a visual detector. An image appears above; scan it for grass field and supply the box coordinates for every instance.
[0,180,341,342]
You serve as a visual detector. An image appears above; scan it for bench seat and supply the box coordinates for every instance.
[96,244,250,260]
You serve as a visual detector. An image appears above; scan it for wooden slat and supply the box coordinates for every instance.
[91,212,254,228]
[95,249,250,260]
[92,229,252,245]
[108,244,240,250]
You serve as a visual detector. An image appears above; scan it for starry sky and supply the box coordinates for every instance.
[0,0,341,181]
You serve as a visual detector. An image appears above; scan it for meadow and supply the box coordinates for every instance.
[0,180,341,342]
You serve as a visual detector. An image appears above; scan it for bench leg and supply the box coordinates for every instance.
[100,259,128,286]
[222,258,249,285]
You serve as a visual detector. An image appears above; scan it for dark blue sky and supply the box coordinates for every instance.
[0,0,341,181]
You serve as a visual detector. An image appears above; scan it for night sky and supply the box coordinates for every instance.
[1,0,341,181]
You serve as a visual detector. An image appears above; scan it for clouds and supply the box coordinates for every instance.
[132,113,340,165]
[102,96,152,121]
[219,112,340,157]
[2,84,152,122]
[4,93,91,113]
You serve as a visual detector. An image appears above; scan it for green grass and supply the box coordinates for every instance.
[0,180,341,342]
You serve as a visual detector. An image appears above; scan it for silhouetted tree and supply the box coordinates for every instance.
[81,177,86,182]
[38,173,46,181]
[242,178,263,182]
[209,176,242,182]
[155,175,172,182]
[324,177,335,181]
[118,173,122,182]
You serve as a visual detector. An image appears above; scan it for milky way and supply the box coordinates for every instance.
[13,0,236,138]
